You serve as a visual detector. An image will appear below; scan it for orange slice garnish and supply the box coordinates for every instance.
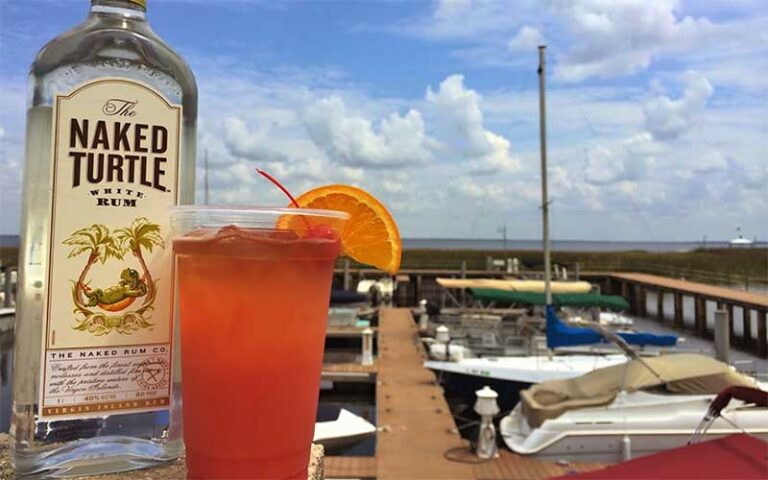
[279,185,401,274]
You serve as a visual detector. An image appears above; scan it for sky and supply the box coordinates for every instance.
[0,0,766,241]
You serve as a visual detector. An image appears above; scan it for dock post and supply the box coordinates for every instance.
[415,275,422,307]
[695,297,707,337]
[342,259,350,290]
[474,386,500,460]
[436,325,451,361]
[656,290,664,322]
[673,293,683,328]
[575,262,580,281]
[361,328,374,366]
[3,269,12,308]
[460,261,467,307]
[758,310,767,358]
[714,309,730,364]
[418,299,429,331]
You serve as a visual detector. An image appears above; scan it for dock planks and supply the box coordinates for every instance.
[357,308,606,480]
[375,308,475,479]
[325,456,377,479]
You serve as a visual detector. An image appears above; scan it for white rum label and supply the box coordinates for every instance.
[40,79,181,419]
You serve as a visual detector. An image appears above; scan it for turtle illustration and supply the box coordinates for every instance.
[83,267,148,312]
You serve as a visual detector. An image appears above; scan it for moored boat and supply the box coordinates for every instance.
[499,354,768,463]
[313,405,376,452]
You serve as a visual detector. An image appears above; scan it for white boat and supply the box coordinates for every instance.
[425,354,627,413]
[313,405,376,451]
[500,354,768,463]
[729,236,754,246]
[424,306,678,411]
[567,311,634,328]
[357,277,395,306]
[729,227,755,247]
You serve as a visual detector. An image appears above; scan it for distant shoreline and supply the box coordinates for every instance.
[3,241,767,284]
[403,238,767,253]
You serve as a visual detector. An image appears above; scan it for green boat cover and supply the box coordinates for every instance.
[470,288,630,311]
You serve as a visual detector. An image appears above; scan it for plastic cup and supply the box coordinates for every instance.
[171,206,348,479]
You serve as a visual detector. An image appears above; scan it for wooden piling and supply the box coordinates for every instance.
[694,297,707,337]
[758,310,767,358]
[673,292,684,328]
[2,269,12,309]
[743,307,752,349]
[636,284,647,317]
[656,290,665,322]
[342,259,350,290]
[725,303,735,343]
[620,281,630,309]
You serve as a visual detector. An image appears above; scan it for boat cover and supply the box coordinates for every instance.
[330,289,368,305]
[436,278,592,294]
[549,434,768,479]
[470,288,629,311]
[545,306,677,349]
[520,353,757,428]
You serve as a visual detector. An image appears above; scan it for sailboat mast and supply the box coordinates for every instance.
[538,45,552,306]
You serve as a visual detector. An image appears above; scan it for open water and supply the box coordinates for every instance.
[403,238,767,252]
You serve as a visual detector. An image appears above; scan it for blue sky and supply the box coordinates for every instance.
[0,0,767,241]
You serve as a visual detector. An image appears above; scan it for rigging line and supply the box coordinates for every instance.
[577,105,656,241]
[718,412,752,436]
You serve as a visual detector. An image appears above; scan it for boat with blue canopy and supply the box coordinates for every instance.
[545,306,678,349]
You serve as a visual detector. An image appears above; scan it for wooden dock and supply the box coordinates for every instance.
[324,308,607,480]
[327,326,377,339]
[322,361,377,383]
[590,273,768,357]
[337,268,768,358]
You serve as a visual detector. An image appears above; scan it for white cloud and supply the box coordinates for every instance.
[692,151,728,174]
[643,72,714,141]
[0,127,5,140]
[340,167,365,182]
[408,0,518,40]
[552,0,715,81]
[434,0,473,21]
[584,133,657,185]
[223,117,289,164]
[303,96,438,168]
[426,75,520,174]
[508,26,545,52]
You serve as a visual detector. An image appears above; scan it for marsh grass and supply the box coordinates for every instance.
[346,247,768,287]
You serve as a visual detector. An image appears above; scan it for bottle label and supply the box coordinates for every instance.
[39,79,181,420]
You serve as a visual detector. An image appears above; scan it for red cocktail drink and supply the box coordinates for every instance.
[172,207,347,479]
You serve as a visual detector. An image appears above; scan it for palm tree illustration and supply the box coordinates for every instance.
[63,224,124,307]
[114,217,166,303]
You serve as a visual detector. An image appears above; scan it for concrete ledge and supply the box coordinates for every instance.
[0,433,324,479]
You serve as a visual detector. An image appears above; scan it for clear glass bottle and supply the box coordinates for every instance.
[12,0,196,476]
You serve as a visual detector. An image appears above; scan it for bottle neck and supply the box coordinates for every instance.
[90,0,146,20]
